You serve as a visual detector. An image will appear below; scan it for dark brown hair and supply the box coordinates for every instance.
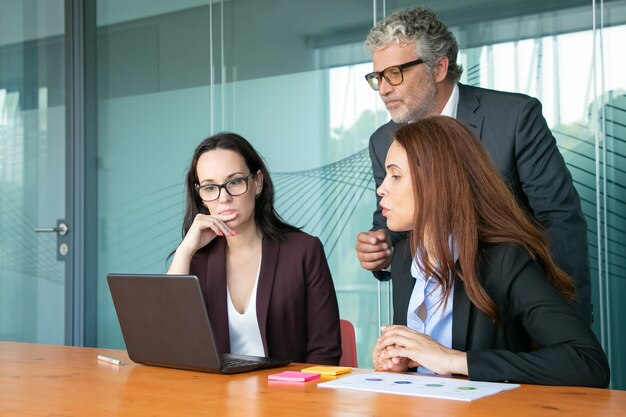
[394,116,574,321]
[182,132,299,243]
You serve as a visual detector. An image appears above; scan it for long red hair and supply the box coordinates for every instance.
[394,116,574,321]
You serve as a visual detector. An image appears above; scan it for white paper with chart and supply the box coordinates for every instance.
[318,372,519,401]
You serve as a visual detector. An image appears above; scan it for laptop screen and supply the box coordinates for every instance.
[107,274,291,374]
[107,274,225,372]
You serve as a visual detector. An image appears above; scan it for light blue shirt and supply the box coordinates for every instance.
[407,257,454,374]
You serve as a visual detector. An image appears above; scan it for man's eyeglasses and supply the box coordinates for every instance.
[364,58,424,91]
[195,172,256,202]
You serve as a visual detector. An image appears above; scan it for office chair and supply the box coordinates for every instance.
[339,319,358,367]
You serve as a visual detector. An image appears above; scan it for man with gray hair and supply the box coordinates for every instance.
[355,7,591,323]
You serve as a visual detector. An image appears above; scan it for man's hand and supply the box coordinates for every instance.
[355,229,392,271]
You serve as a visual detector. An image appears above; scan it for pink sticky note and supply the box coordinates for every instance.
[267,371,320,382]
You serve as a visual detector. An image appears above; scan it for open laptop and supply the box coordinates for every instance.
[107,273,291,374]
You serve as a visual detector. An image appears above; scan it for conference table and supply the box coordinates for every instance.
[1,341,624,416]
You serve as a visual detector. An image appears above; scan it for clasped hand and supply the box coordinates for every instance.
[372,325,468,376]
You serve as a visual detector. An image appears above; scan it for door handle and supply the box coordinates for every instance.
[34,222,69,236]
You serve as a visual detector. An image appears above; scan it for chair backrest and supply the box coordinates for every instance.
[339,319,358,367]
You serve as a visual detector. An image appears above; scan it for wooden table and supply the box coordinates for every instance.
[1,341,624,416]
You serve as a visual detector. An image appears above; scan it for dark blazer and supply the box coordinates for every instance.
[369,83,591,323]
[189,231,342,365]
[391,238,609,387]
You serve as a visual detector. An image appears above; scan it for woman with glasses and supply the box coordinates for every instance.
[371,116,609,387]
[168,132,341,365]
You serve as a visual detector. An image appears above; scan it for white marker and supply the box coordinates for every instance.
[97,355,124,366]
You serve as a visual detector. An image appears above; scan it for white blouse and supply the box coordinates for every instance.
[226,258,265,357]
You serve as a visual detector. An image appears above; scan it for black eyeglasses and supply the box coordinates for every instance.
[195,172,256,202]
[364,58,424,91]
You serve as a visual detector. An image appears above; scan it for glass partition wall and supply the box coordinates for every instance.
[2,0,620,386]
[94,0,390,367]
[93,0,626,386]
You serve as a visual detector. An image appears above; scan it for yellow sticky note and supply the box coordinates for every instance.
[301,366,352,376]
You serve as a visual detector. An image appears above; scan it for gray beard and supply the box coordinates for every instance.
[391,102,436,124]
[389,87,438,124]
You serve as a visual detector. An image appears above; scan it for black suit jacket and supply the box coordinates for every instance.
[369,83,591,323]
[391,239,609,387]
[189,232,342,365]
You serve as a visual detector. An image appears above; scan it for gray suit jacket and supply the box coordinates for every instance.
[390,239,608,387]
[369,83,591,323]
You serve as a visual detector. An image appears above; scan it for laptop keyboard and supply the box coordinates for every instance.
[219,355,259,369]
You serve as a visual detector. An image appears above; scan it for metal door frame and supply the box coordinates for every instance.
[64,0,97,346]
